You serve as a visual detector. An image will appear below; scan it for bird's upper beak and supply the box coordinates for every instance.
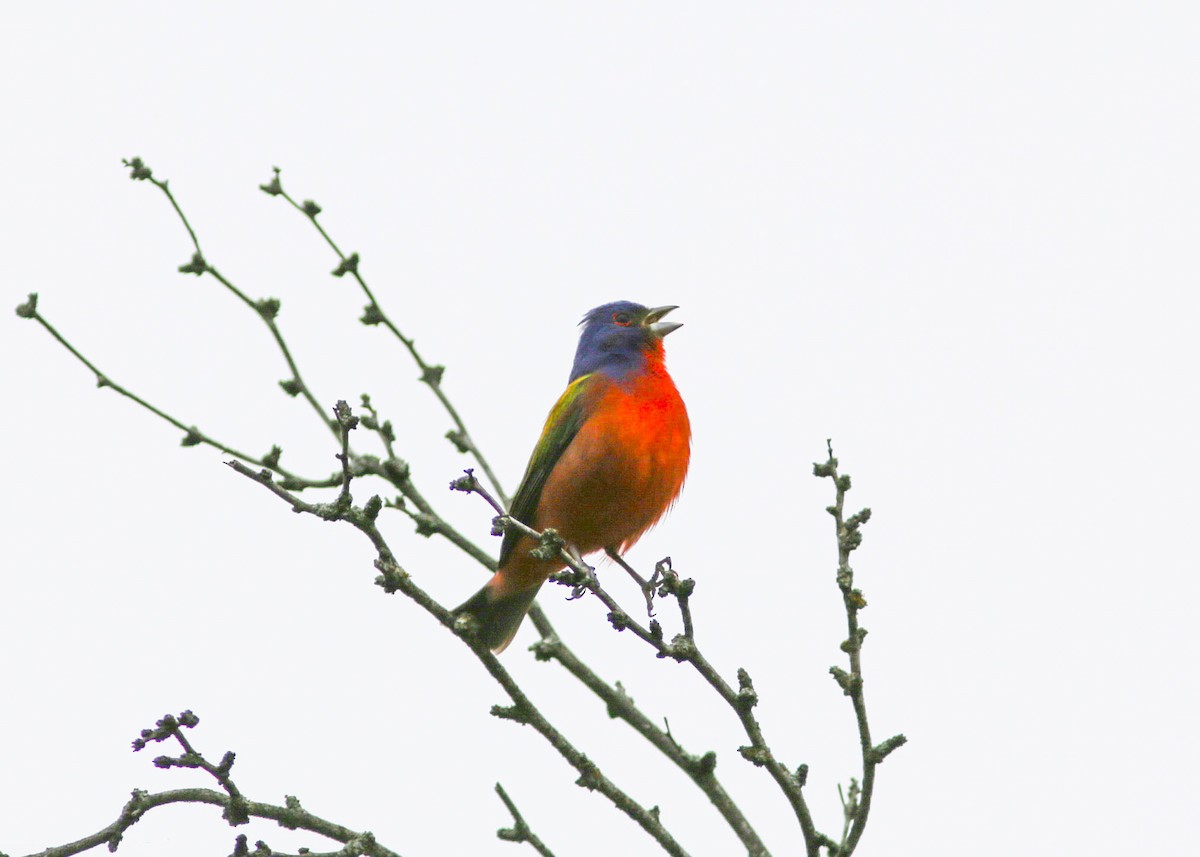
[644,305,682,338]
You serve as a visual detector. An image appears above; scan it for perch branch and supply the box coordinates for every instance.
[225,406,691,857]
[468,504,820,854]
[452,471,773,856]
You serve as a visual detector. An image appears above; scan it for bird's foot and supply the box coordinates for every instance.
[605,546,658,618]
[550,554,598,600]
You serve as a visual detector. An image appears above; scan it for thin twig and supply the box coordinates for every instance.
[450,469,506,516]
[526,624,770,856]
[22,710,401,857]
[14,294,339,491]
[649,557,694,640]
[814,441,905,856]
[259,167,509,507]
[837,779,860,854]
[18,788,401,857]
[122,157,337,439]
[359,394,398,460]
[494,783,555,857]
[132,710,251,823]
[333,401,358,506]
[123,164,508,579]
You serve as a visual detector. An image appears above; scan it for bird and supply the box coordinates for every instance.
[454,301,691,653]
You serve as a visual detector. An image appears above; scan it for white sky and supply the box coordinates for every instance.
[3,3,1197,856]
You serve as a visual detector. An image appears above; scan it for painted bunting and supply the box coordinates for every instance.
[455,301,691,652]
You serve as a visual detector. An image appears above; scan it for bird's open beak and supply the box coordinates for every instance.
[644,305,682,338]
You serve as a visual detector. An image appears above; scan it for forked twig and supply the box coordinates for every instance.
[20,711,402,857]
[494,783,555,857]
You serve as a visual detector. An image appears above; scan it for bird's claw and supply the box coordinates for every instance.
[640,582,657,618]
[553,561,598,600]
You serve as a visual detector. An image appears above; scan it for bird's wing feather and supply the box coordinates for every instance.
[499,373,596,566]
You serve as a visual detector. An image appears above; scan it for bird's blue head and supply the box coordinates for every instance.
[569,301,682,383]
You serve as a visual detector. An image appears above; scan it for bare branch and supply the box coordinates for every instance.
[526,628,770,857]
[20,709,401,857]
[814,440,906,856]
[14,293,339,491]
[359,394,398,460]
[133,710,249,823]
[494,783,555,857]
[442,467,770,851]
[446,465,767,852]
[493,514,824,853]
[19,789,400,857]
[260,167,510,508]
[450,468,507,517]
[20,167,906,857]
[122,157,337,438]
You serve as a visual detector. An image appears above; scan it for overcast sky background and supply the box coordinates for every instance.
[3,4,1197,856]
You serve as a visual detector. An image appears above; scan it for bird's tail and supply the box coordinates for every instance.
[453,578,541,654]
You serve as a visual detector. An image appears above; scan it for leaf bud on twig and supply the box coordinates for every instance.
[14,292,38,318]
[178,252,208,275]
[255,298,280,320]
[331,251,358,277]
[258,167,283,196]
[359,302,384,325]
[123,156,152,181]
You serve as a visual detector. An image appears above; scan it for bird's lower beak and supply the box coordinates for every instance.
[644,305,682,338]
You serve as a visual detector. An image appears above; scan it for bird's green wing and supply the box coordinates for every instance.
[499,374,595,566]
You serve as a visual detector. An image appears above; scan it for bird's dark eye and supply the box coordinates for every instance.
[612,312,632,326]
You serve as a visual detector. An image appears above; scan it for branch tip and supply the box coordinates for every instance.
[15,292,38,318]
[695,751,718,776]
[123,156,153,181]
[261,445,282,469]
[332,400,358,431]
[259,167,283,196]
[868,734,908,764]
